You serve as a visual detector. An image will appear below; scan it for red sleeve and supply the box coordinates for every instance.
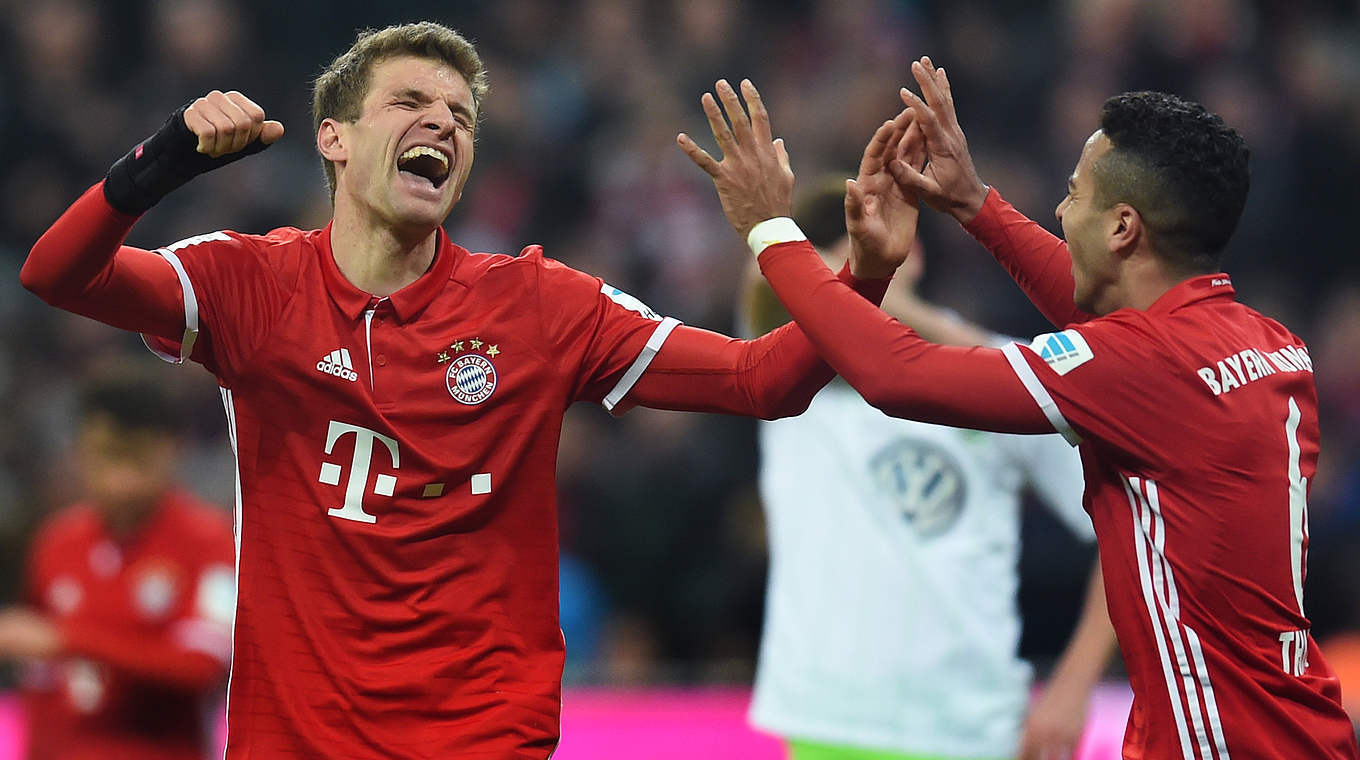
[58,621,226,692]
[962,187,1096,328]
[149,227,295,381]
[528,250,678,404]
[757,240,1053,434]
[23,181,291,382]
[621,258,891,419]
[21,182,186,340]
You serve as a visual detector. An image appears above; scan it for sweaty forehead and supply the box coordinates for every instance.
[368,56,474,106]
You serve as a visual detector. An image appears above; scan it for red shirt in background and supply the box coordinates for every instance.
[22,489,234,760]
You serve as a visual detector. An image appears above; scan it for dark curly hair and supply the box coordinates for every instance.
[1091,91,1250,274]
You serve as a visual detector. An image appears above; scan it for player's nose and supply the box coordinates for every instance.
[422,105,457,138]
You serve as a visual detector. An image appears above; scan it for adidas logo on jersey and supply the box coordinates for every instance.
[317,349,358,382]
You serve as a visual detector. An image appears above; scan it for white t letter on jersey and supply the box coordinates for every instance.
[320,421,400,524]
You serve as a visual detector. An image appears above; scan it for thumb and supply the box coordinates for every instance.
[260,120,286,145]
[774,138,791,173]
[844,178,864,220]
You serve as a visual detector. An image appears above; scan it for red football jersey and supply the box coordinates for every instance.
[753,188,1359,759]
[146,223,675,758]
[25,184,887,759]
[970,193,1357,759]
[23,490,234,760]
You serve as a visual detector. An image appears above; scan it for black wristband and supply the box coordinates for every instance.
[103,102,273,215]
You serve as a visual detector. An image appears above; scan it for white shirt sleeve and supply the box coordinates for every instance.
[1005,433,1094,542]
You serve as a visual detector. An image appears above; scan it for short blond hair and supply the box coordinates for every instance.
[312,22,489,197]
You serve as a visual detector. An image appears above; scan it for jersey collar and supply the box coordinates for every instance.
[317,224,460,323]
[1146,273,1236,315]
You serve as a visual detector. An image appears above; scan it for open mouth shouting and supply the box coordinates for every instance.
[397,145,452,189]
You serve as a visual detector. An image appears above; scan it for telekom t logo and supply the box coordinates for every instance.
[318,421,399,524]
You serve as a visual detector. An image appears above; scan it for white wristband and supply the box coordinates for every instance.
[746,217,807,257]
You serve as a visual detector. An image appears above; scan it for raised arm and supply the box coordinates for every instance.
[627,79,900,419]
[21,91,284,338]
[889,58,1093,328]
[758,237,1051,433]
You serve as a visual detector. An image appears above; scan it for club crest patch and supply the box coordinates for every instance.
[439,338,500,405]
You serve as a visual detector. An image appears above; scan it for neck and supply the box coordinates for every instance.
[329,197,439,297]
[1104,250,1190,313]
[97,496,161,539]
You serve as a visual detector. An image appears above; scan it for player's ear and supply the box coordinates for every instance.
[1108,203,1141,258]
[317,119,347,163]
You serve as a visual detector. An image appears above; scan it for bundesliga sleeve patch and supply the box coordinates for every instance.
[1029,329,1094,376]
[601,283,662,321]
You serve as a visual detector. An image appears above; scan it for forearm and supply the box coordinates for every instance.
[759,241,1052,432]
[60,619,227,692]
[1047,561,1117,691]
[962,188,1094,328]
[629,256,889,419]
[22,182,185,339]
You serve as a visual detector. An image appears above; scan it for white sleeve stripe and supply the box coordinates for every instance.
[141,248,199,365]
[602,316,682,412]
[1001,341,1081,446]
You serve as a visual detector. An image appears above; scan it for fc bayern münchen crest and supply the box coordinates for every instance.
[446,352,498,404]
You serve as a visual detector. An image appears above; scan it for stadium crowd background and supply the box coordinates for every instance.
[0,0,1356,692]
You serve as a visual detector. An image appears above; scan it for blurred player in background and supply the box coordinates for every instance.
[719,56,1358,757]
[0,369,233,760]
[20,21,902,759]
[743,180,1115,760]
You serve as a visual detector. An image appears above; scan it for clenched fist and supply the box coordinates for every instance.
[184,90,285,158]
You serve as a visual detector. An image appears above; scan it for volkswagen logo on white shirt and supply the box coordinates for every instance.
[870,438,967,537]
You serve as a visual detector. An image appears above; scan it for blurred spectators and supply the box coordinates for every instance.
[2,0,1357,685]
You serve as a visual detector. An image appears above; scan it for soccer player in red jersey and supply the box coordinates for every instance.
[20,22,900,760]
[0,372,234,760]
[726,56,1359,758]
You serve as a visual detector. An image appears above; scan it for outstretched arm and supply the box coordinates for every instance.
[627,258,888,419]
[21,91,283,336]
[889,58,1092,328]
[1019,560,1118,760]
[758,239,1051,433]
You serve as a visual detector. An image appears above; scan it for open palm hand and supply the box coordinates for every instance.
[846,109,922,279]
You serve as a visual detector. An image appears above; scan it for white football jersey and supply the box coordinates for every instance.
[750,380,1091,757]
